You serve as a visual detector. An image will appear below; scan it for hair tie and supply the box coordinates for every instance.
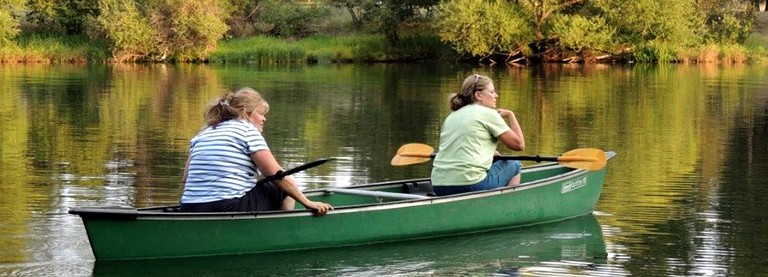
[219,99,230,107]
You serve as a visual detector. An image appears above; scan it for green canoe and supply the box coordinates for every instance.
[70,151,616,261]
[91,214,605,275]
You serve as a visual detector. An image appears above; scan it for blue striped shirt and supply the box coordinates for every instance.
[181,119,269,203]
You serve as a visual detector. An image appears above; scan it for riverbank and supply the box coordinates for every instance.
[2,14,768,65]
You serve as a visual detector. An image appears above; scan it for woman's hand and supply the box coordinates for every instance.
[497,108,514,119]
[304,201,334,216]
[496,108,525,151]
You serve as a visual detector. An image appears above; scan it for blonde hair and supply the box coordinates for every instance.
[204,87,269,127]
[449,74,492,111]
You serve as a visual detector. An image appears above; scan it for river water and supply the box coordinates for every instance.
[0,63,766,276]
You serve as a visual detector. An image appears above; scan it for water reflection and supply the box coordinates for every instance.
[1,63,768,276]
[92,215,613,276]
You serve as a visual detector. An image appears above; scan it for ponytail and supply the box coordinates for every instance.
[203,87,267,127]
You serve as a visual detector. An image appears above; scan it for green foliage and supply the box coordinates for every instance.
[0,0,24,45]
[0,11,20,46]
[366,0,440,46]
[258,0,331,39]
[550,14,614,53]
[149,0,230,60]
[339,0,438,44]
[88,0,156,61]
[89,0,228,61]
[434,0,533,57]
[324,0,367,27]
[702,0,755,43]
[590,0,704,47]
[26,0,99,34]
[221,0,259,38]
[516,0,586,39]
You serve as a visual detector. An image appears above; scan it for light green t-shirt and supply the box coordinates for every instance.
[431,104,511,186]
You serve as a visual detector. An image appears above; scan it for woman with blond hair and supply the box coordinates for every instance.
[180,87,332,215]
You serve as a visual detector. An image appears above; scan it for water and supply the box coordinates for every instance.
[0,63,767,276]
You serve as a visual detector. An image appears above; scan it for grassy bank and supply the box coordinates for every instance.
[629,41,767,64]
[208,34,456,64]
[0,34,109,63]
[1,32,765,64]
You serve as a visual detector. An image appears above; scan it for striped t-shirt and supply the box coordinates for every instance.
[181,119,269,204]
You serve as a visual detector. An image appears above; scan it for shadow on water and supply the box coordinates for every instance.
[92,214,609,276]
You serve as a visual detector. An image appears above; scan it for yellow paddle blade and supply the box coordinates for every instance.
[558,148,607,171]
[391,155,432,166]
[391,143,434,166]
[396,143,434,156]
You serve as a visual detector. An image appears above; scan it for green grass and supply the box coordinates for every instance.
[625,39,768,64]
[0,34,109,63]
[208,33,454,64]
[744,32,768,63]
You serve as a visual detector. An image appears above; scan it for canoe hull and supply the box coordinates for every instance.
[71,152,615,260]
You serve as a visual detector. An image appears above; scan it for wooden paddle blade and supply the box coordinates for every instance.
[559,148,607,171]
[392,143,435,166]
[391,155,432,166]
[396,143,434,156]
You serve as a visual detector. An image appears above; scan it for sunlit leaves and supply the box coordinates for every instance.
[434,0,533,57]
[89,0,229,61]
[550,14,615,53]
[90,0,156,61]
[0,0,24,44]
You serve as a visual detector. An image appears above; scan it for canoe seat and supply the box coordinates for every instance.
[403,180,436,197]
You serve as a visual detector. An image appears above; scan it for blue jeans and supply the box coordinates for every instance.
[433,160,522,196]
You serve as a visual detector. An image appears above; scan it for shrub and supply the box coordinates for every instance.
[88,0,156,61]
[434,0,534,58]
[550,14,615,54]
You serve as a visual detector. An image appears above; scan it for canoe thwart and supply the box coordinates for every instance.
[325,188,430,200]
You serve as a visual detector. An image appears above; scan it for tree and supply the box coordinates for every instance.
[373,0,439,44]
[89,0,229,61]
[517,0,585,40]
[590,0,704,47]
[330,0,438,45]
[550,14,615,54]
[699,0,755,43]
[434,0,534,59]
[0,0,24,44]
[26,0,99,34]
[325,0,367,27]
[149,0,230,60]
[258,0,331,39]
[88,0,155,61]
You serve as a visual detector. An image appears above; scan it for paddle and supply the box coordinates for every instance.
[391,143,606,171]
[258,157,336,184]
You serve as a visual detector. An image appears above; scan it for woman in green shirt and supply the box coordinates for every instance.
[431,74,526,196]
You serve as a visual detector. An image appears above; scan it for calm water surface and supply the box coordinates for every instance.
[0,63,767,276]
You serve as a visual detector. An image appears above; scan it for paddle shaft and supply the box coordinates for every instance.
[257,157,335,185]
[401,153,588,163]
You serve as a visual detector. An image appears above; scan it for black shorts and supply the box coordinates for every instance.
[179,181,288,212]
